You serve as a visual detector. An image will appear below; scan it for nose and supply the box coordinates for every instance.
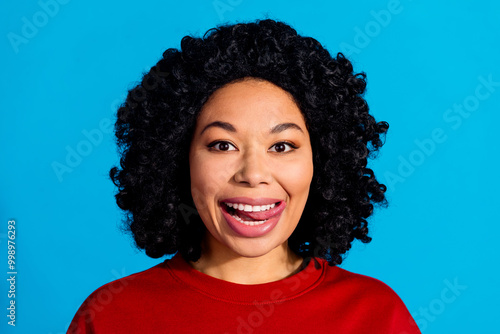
[233,148,273,187]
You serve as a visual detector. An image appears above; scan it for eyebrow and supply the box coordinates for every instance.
[200,121,304,135]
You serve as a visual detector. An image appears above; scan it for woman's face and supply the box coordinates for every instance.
[189,78,314,259]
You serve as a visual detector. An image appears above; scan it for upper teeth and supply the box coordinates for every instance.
[225,203,276,212]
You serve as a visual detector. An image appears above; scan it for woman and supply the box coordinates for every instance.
[69,19,420,333]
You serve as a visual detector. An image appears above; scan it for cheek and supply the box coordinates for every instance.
[276,157,314,197]
[189,153,233,208]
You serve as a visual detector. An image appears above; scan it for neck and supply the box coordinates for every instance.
[189,241,304,285]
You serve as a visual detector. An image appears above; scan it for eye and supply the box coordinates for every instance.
[207,141,237,151]
[268,142,298,153]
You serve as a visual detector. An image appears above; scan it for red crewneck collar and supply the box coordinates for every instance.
[163,252,327,305]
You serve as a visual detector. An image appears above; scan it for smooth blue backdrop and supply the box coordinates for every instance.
[2,0,499,333]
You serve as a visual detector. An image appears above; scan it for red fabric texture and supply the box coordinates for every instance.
[68,253,421,333]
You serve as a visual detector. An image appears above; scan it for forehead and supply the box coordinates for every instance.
[196,79,305,127]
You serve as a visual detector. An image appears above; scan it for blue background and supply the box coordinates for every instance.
[2,0,499,333]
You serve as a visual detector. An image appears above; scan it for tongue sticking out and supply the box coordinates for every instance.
[227,202,282,221]
[234,210,261,221]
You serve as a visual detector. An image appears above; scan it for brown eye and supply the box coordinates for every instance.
[269,142,297,153]
[274,143,286,152]
[208,141,237,151]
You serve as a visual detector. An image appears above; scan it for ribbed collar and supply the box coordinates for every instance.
[163,253,327,305]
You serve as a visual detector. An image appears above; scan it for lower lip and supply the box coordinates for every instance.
[220,201,286,238]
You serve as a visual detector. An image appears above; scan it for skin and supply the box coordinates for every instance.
[188,78,314,284]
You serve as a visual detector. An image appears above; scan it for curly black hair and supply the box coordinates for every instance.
[109,18,388,266]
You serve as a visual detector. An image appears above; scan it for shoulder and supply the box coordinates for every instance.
[319,259,404,300]
[312,258,420,332]
[315,258,415,316]
[87,261,169,300]
[68,260,175,333]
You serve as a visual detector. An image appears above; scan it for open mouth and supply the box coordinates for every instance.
[223,201,282,226]
[221,201,284,226]
[219,199,286,237]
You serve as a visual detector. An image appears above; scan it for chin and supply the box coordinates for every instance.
[225,236,287,259]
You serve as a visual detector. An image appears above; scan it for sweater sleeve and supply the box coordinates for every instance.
[67,299,96,334]
[387,295,421,333]
[331,268,421,333]
[365,280,421,333]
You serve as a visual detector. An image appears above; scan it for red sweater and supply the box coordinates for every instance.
[68,254,420,333]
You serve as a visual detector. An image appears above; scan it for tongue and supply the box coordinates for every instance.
[234,210,262,221]
[233,204,281,221]
[227,202,283,221]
